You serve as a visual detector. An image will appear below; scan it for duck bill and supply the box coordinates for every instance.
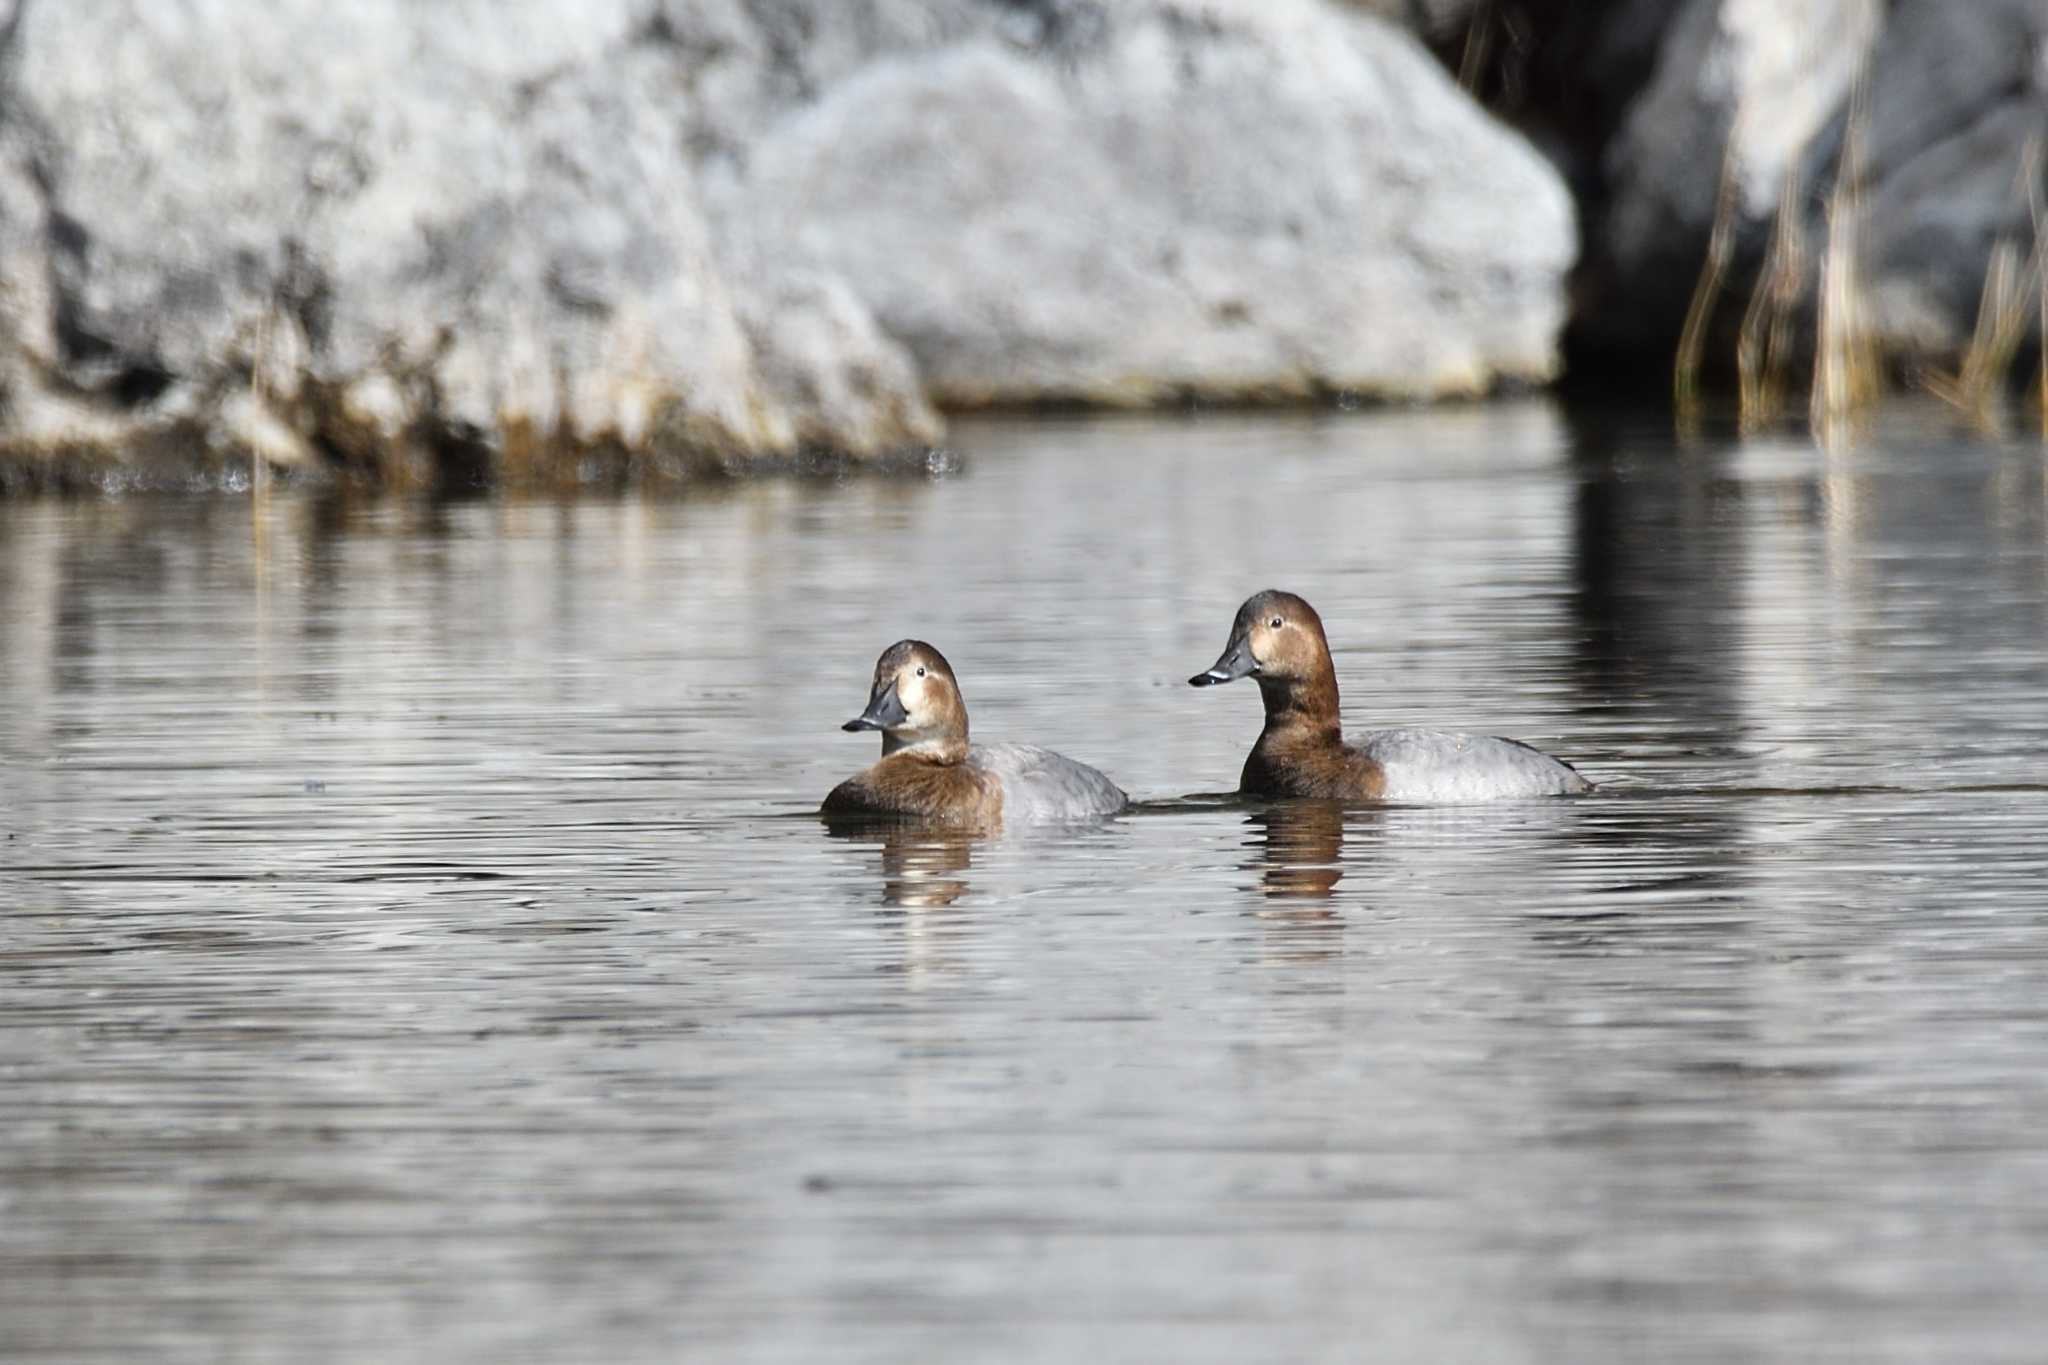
[843,680,909,731]
[1189,638,1259,687]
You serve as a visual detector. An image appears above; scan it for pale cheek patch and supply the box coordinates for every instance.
[897,674,929,723]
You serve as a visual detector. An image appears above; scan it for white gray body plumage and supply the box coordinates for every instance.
[1358,728,1591,803]
[968,742,1128,822]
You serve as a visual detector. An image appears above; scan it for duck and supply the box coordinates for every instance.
[1189,590,1591,802]
[823,640,1127,828]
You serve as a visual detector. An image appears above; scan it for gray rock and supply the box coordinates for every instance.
[0,0,1573,483]
[718,1,1575,404]
[0,0,938,480]
[1853,2,2048,364]
[651,0,1004,164]
[736,268,945,457]
[1585,0,2048,368]
[1341,0,1484,41]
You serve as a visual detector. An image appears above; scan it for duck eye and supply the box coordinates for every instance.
[1269,616,1284,629]
[915,666,927,677]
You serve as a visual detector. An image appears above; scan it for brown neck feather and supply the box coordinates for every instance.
[884,732,969,764]
[1257,660,1342,742]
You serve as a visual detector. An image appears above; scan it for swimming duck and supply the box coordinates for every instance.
[823,640,1127,827]
[1190,590,1591,801]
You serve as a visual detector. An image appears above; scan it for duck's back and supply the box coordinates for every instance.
[968,742,1127,822]
[1358,728,1590,802]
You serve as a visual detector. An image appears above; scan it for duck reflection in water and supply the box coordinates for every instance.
[1245,799,1350,910]
[821,814,977,908]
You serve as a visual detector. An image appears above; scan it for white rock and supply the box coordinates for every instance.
[0,0,941,475]
[0,0,1577,482]
[719,2,1575,404]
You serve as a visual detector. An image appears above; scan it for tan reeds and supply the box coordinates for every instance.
[1924,239,2037,430]
[1673,143,1742,431]
[1923,137,2044,433]
[1736,168,1810,430]
[251,308,274,504]
[2028,138,2048,433]
[1810,71,1881,447]
[1455,2,1495,93]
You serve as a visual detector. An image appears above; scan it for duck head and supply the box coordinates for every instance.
[1189,589,1333,690]
[843,639,970,761]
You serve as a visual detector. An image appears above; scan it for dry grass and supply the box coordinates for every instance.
[1809,72,1883,447]
[1922,239,2037,430]
[1736,169,1810,430]
[1455,2,1494,92]
[2028,137,2048,434]
[1921,137,2044,433]
[250,309,275,504]
[1674,146,1742,430]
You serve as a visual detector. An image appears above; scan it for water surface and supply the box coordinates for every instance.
[3,403,2047,1362]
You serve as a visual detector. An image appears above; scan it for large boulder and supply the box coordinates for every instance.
[1852,2,2048,365]
[1575,0,2048,370]
[0,0,940,486]
[0,0,1576,486]
[714,0,1576,404]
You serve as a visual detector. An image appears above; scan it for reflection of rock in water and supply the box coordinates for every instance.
[1246,800,1347,904]
[1567,410,1745,739]
[821,815,975,908]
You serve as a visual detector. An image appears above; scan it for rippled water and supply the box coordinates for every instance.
[3,402,2047,1362]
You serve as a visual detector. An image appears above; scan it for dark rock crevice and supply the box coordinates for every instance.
[1426,0,2048,394]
